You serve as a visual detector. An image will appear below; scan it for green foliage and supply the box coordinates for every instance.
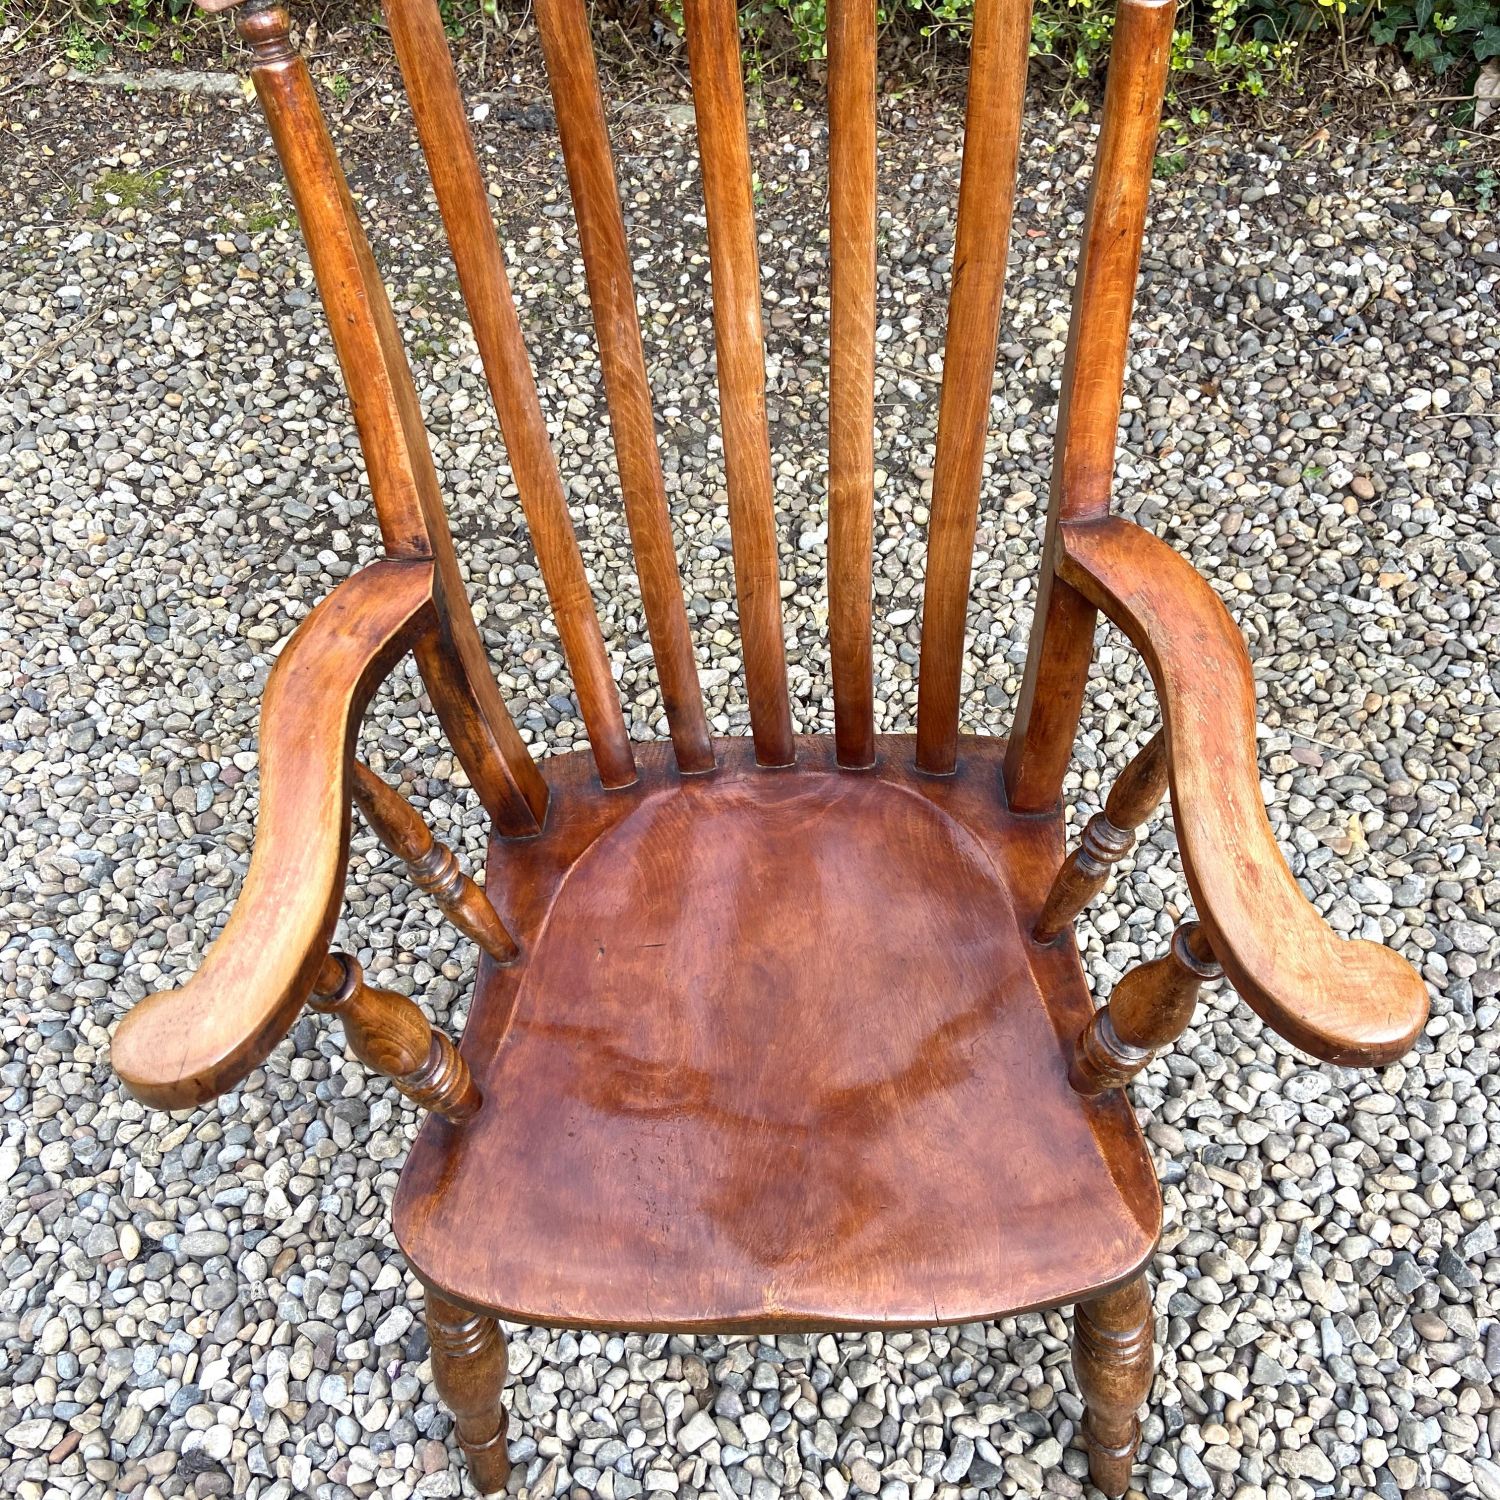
[657,0,1498,102]
[1368,0,1500,76]
[34,0,1500,107]
[66,0,195,54]
[96,167,168,206]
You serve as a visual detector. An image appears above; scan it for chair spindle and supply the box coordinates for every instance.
[533,0,714,775]
[914,0,1033,776]
[1034,729,1168,941]
[1070,920,1221,1095]
[384,0,637,790]
[683,0,796,767]
[351,762,519,963]
[231,0,547,836]
[827,0,879,770]
[310,951,481,1121]
[1003,0,1177,813]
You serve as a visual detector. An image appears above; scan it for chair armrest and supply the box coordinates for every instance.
[111,559,439,1109]
[1057,516,1428,1066]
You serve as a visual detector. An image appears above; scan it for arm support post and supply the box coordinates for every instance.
[310,953,480,1122]
[1071,922,1220,1094]
[351,762,519,964]
[1035,730,1168,942]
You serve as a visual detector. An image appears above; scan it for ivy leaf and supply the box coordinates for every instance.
[1477,23,1500,54]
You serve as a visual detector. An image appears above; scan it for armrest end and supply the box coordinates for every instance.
[111,559,438,1108]
[1059,517,1429,1066]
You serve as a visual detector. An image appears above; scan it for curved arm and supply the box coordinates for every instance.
[111,559,439,1109]
[1057,516,1428,1066]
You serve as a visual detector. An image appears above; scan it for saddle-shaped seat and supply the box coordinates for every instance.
[395,738,1161,1330]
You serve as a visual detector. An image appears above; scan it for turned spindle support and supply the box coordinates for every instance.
[1071,920,1222,1095]
[351,762,518,964]
[425,1289,511,1494]
[1035,729,1169,943]
[1073,1274,1155,1496]
[309,952,480,1122]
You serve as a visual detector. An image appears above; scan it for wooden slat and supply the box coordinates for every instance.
[683,0,795,767]
[533,0,714,776]
[384,0,636,790]
[1003,0,1177,813]
[237,5,546,836]
[827,0,879,771]
[913,0,1033,776]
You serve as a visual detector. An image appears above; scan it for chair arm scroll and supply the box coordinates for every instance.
[111,559,439,1109]
[1057,516,1428,1067]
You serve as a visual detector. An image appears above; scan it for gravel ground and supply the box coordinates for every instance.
[2,40,1498,1500]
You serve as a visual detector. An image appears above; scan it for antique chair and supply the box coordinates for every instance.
[111,0,1430,1491]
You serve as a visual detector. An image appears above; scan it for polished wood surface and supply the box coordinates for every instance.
[1071,921,1221,1095]
[1035,728,1168,941]
[310,952,481,1122]
[1074,1275,1155,1496]
[386,0,635,789]
[1060,515,1429,1063]
[351,761,518,963]
[424,1289,511,1495]
[683,0,795,766]
[826,0,879,770]
[915,0,1032,775]
[236,1,547,834]
[534,0,714,775]
[111,559,437,1109]
[395,738,1160,1330]
[1004,0,1177,812]
[121,4,1433,1493]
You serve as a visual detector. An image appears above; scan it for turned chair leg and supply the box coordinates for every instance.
[1073,1274,1154,1497]
[425,1289,511,1495]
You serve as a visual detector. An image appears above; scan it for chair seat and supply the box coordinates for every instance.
[394,736,1161,1330]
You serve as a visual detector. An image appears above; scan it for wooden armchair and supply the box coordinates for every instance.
[111,0,1430,1492]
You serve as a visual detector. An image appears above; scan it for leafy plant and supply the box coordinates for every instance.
[1368,0,1500,75]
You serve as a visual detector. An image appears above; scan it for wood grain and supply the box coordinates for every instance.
[351,761,518,962]
[534,0,714,776]
[914,0,1032,775]
[111,559,438,1109]
[1059,515,1430,1064]
[1003,0,1177,812]
[394,737,1161,1330]
[240,3,547,834]
[385,0,636,789]
[826,0,879,770]
[1073,1274,1154,1496]
[683,0,795,767]
[424,1289,511,1494]
[310,952,481,1122]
